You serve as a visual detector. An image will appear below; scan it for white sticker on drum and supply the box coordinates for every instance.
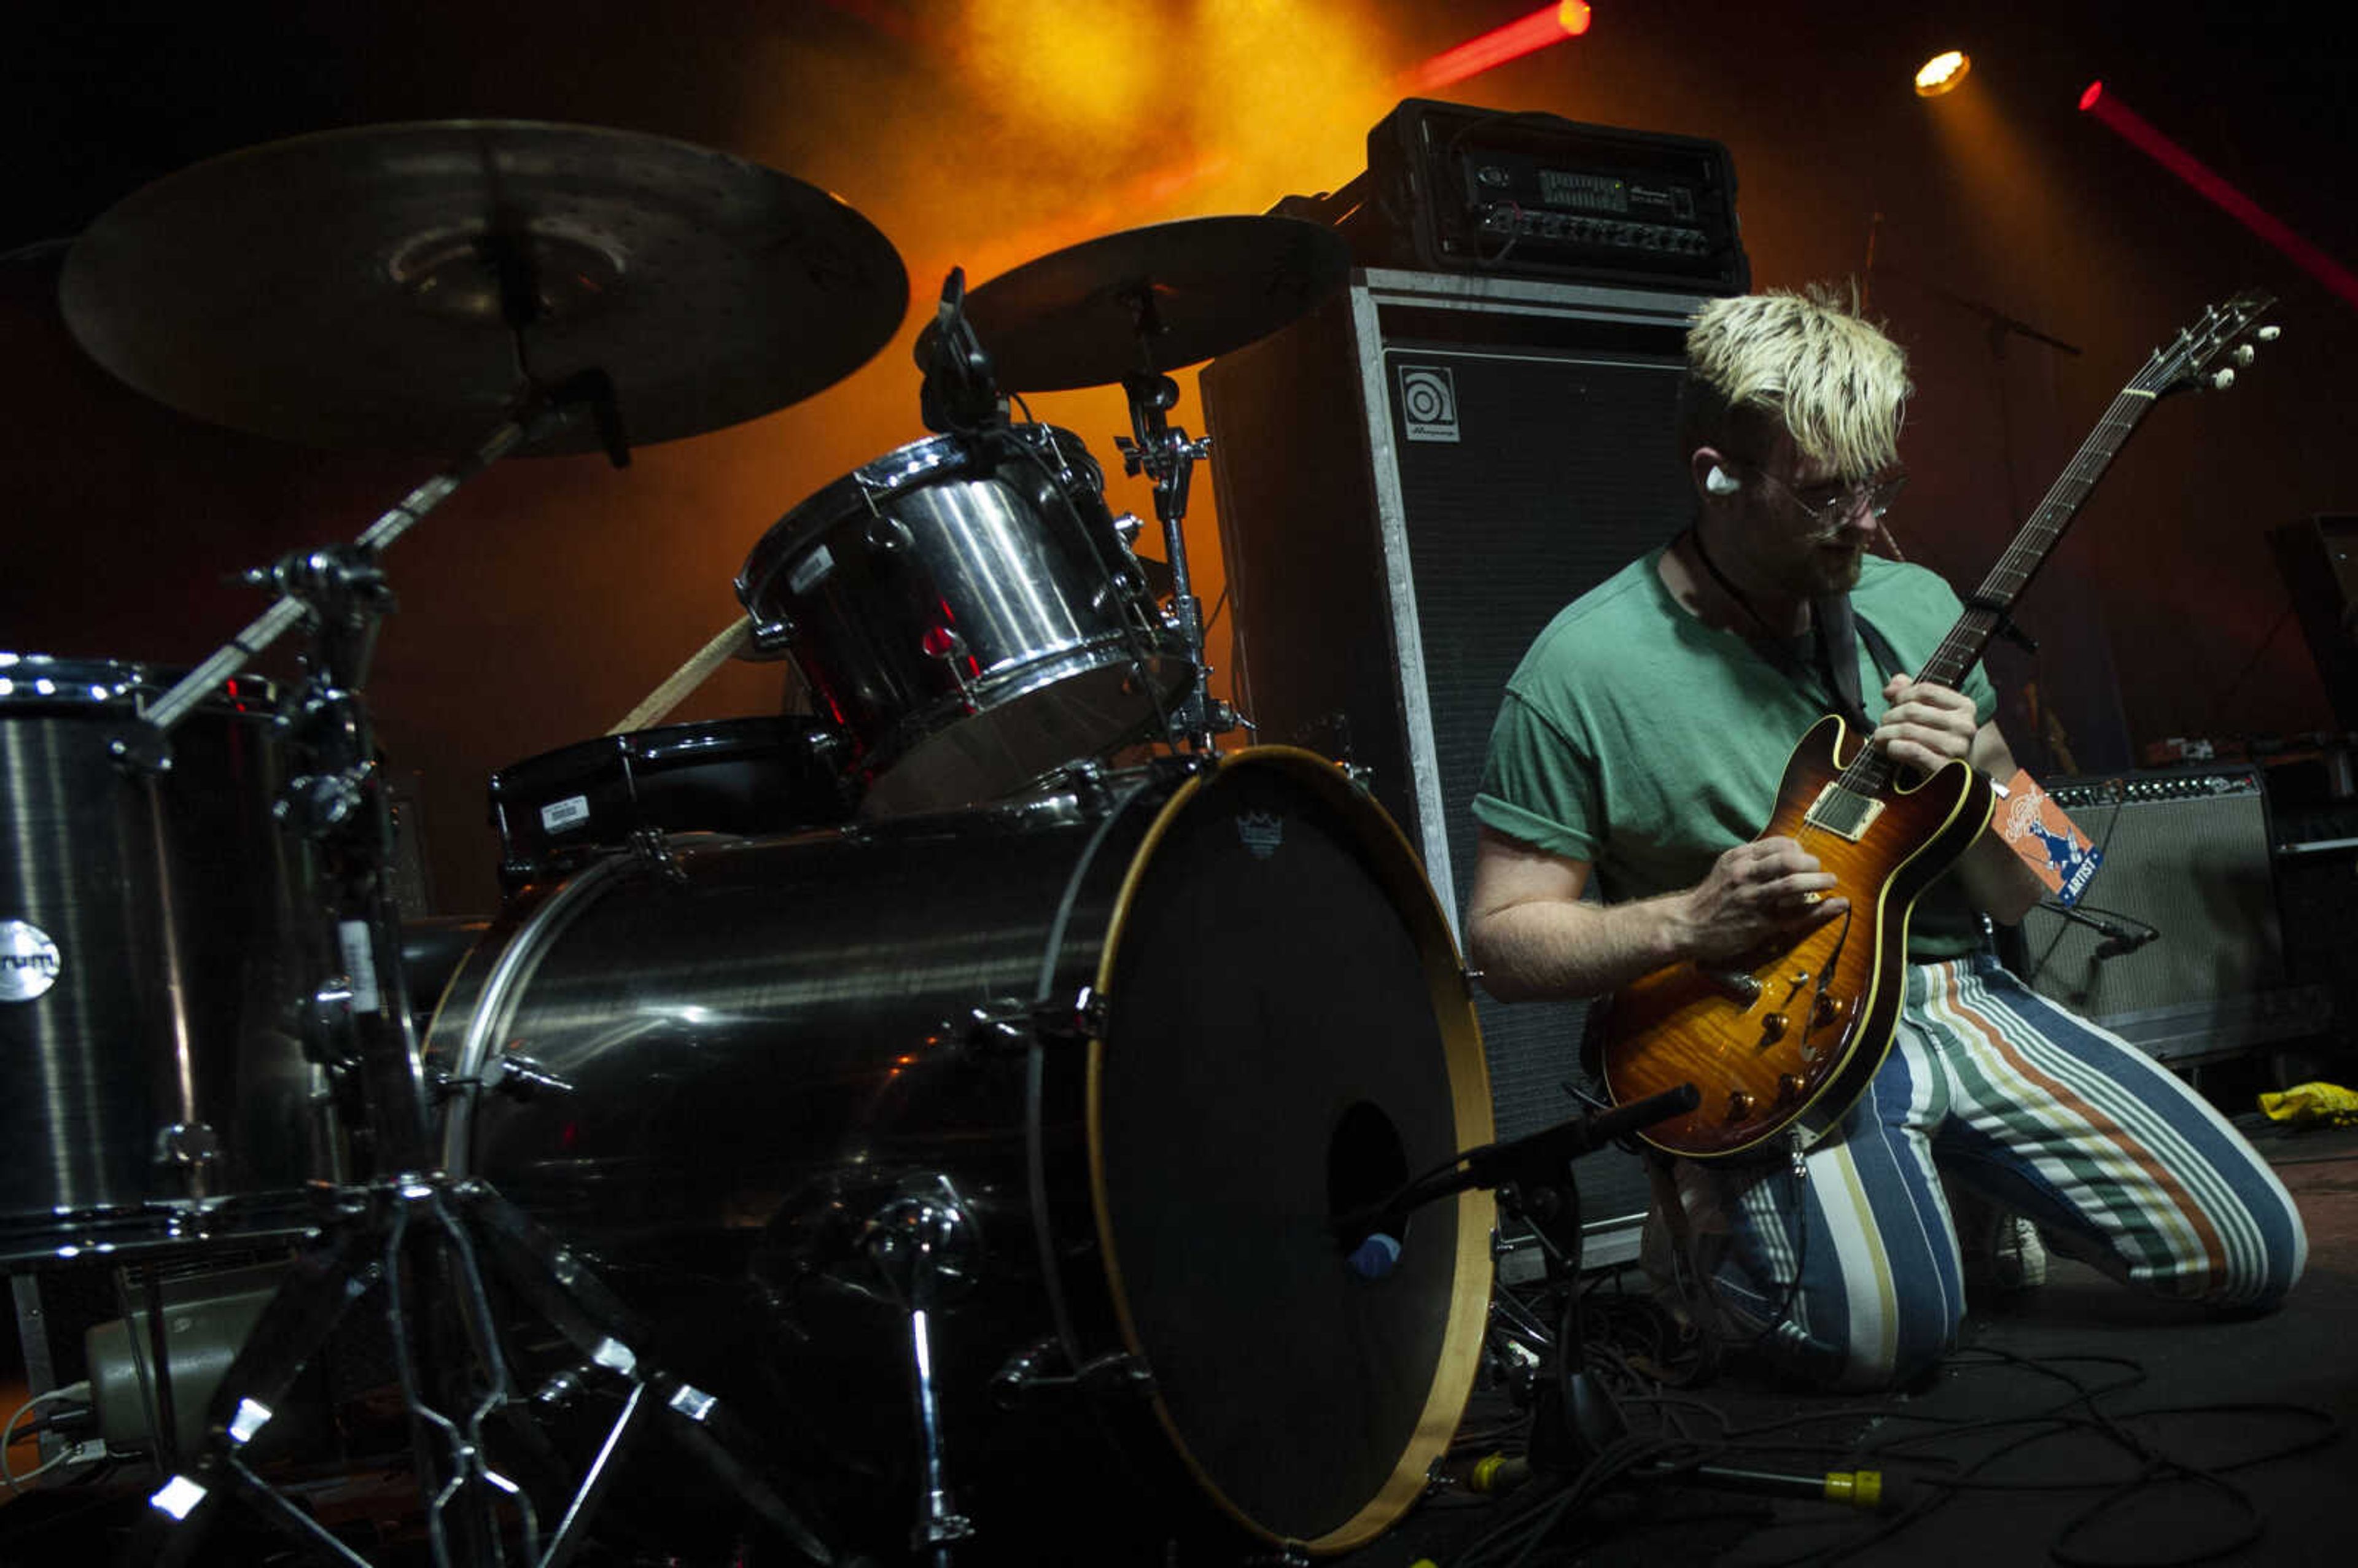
[0,919,62,1002]
[787,543,835,596]
[338,920,383,1015]
[540,794,593,834]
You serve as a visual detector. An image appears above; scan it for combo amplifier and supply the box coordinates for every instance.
[2010,767,2332,1062]
[1277,98,1749,294]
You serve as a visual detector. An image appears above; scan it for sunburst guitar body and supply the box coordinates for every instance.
[1593,715,1991,1159]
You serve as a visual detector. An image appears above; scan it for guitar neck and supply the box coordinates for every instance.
[1920,385,2157,691]
[1834,386,2158,800]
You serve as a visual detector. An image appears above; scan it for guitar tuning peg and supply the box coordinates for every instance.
[2234,344,2257,367]
[2209,368,2237,390]
[2259,325,2282,341]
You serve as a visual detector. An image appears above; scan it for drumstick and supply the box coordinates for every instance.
[607,618,757,735]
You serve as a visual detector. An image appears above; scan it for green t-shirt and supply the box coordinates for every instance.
[1473,548,1999,961]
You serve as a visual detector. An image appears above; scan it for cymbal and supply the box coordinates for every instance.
[59,122,908,455]
[946,216,1350,392]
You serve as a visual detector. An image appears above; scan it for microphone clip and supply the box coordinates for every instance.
[917,267,1009,439]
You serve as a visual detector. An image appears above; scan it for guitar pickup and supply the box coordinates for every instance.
[1695,968,1764,1006]
[1804,782,1885,842]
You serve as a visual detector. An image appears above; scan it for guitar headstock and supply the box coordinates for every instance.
[2136,290,2280,398]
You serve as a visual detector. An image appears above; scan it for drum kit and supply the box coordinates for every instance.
[0,121,1512,1566]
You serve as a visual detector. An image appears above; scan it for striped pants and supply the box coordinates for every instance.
[1651,954,2309,1391]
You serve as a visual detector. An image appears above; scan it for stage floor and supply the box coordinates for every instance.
[1361,1110,2358,1568]
[6,1108,2353,1566]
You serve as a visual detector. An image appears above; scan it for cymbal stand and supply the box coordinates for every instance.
[1109,293,1236,755]
[122,385,856,1568]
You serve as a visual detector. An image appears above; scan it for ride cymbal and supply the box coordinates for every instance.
[60,121,909,455]
[941,215,1350,392]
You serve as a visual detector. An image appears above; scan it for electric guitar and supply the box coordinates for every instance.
[1595,291,2280,1160]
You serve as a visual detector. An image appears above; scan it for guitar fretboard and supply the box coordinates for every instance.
[1831,387,2158,803]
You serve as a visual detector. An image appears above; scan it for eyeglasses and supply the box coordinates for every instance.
[1742,466,1910,527]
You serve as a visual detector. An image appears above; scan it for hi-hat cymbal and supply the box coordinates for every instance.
[943,216,1350,392]
[59,121,909,455]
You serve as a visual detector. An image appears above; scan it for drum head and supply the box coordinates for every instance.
[1091,751,1493,1551]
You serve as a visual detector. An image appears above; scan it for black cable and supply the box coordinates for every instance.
[2023,794,2133,984]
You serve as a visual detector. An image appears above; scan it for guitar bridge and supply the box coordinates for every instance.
[1804,782,1884,842]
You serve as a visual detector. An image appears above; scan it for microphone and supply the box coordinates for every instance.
[1339,1084,1702,1280]
[2045,899,2158,960]
[916,268,1007,438]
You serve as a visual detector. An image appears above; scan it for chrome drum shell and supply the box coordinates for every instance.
[426,748,1493,1559]
[734,425,1193,818]
[0,653,321,1265]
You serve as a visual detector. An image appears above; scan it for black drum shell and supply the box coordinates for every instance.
[486,715,855,891]
[0,654,319,1263]
[426,749,1494,1560]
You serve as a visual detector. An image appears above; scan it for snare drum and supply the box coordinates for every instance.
[0,654,322,1265]
[736,425,1193,818]
[426,748,1492,1559]
[488,715,854,890]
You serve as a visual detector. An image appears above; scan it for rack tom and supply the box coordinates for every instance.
[736,425,1192,817]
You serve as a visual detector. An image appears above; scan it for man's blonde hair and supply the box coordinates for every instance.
[1680,283,1910,478]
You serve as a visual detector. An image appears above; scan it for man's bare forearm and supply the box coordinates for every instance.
[1468,890,1697,1003]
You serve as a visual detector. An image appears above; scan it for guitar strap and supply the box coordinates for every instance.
[1811,592,1909,732]
[1738,592,1905,733]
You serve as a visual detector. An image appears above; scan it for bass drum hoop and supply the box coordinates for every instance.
[1082,748,1496,1555]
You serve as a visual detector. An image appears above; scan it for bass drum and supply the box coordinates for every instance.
[426,748,1493,1562]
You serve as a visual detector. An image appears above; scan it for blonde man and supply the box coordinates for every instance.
[1465,285,2305,1391]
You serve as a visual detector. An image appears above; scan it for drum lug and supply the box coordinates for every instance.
[1037,985,1108,1046]
[623,825,689,885]
[154,1121,222,1170]
[990,1339,1157,1408]
[862,514,914,559]
[488,1049,577,1103]
[747,616,798,656]
[956,986,1106,1055]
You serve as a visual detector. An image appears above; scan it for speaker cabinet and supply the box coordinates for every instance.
[2010,769,2332,1063]
[1201,270,1710,1259]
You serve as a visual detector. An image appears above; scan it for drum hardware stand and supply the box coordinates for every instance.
[1113,364,1234,756]
[851,1178,981,1567]
[121,389,861,1568]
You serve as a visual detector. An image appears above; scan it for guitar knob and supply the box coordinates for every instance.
[1759,1012,1789,1042]
[1812,994,1848,1027]
[1724,1089,1756,1122]
[1776,1073,1804,1104]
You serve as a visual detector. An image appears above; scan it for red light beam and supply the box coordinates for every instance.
[2079,80,2358,312]
[1407,2,1592,95]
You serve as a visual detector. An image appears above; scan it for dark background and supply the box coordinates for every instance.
[4,1,2353,916]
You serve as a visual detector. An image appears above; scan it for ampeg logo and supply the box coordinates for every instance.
[1398,364,1460,443]
[1,920,63,1003]
[1236,811,1285,860]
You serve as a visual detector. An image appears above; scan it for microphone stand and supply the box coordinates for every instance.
[1352,1084,1889,1539]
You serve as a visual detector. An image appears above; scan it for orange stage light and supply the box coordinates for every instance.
[1407,2,1593,95]
[2080,80,2358,312]
[1914,51,1970,97]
